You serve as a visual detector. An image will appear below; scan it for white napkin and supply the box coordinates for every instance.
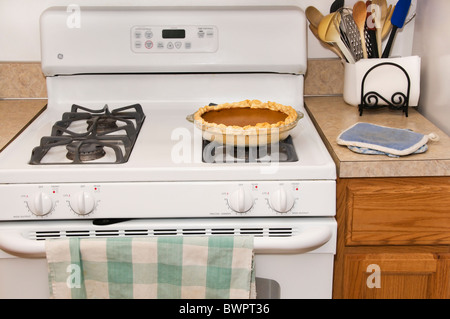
[343,56,421,107]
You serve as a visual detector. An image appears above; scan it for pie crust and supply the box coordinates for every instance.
[194,99,298,130]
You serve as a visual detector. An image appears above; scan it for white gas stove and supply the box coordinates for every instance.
[0,5,335,221]
[0,2,337,299]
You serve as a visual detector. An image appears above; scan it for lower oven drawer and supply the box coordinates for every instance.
[0,217,336,299]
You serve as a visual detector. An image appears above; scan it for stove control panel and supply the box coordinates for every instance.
[1,181,335,220]
[131,25,218,53]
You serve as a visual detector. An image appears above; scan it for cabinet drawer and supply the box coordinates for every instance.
[344,177,450,246]
[342,253,439,299]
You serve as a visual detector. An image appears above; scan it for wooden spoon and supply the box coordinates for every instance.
[306,6,346,60]
[309,24,345,60]
[318,12,355,63]
[382,5,394,39]
[372,0,387,57]
[305,6,324,28]
[353,1,368,59]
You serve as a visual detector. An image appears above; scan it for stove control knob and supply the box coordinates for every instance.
[70,191,95,215]
[28,192,53,216]
[228,186,253,213]
[269,188,294,213]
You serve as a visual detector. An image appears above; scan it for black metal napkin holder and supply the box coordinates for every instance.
[358,62,411,117]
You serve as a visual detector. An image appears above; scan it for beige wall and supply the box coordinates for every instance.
[413,0,450,136]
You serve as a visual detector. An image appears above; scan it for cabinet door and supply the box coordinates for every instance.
[344,178,450,246]
[432,254,450,299]
[343,253,439,299]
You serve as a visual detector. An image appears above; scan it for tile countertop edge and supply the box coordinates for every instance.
[304,96,450,178]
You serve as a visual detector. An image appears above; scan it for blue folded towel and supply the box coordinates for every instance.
[337,123,438,157]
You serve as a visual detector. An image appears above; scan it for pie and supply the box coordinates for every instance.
[194,99,299,130]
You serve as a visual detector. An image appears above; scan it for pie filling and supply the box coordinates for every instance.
[201,108,288,127]
[193,100,299,131]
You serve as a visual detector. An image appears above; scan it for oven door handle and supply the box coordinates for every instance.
[0,226,333,258]
[0,230,47,258]
[253,226,333,254]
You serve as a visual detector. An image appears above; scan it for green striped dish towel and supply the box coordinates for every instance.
[46,236,255,299]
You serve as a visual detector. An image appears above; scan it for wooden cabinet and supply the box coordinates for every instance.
[333,177,450,299]
[342,253,450,299]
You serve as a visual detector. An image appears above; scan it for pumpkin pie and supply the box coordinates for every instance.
[194,99,299,130]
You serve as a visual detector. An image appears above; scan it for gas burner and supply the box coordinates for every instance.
[29,104,145,165]
[86,116,118,134]
[202,135,298,163]
[66,141,106,162]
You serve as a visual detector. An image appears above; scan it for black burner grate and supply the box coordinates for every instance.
[29,104,145,165]
[202,135,298,163]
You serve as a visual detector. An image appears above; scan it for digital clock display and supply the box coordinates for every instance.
[162,29,186,39]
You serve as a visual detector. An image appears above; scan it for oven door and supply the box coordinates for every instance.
[0,218,336,299]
